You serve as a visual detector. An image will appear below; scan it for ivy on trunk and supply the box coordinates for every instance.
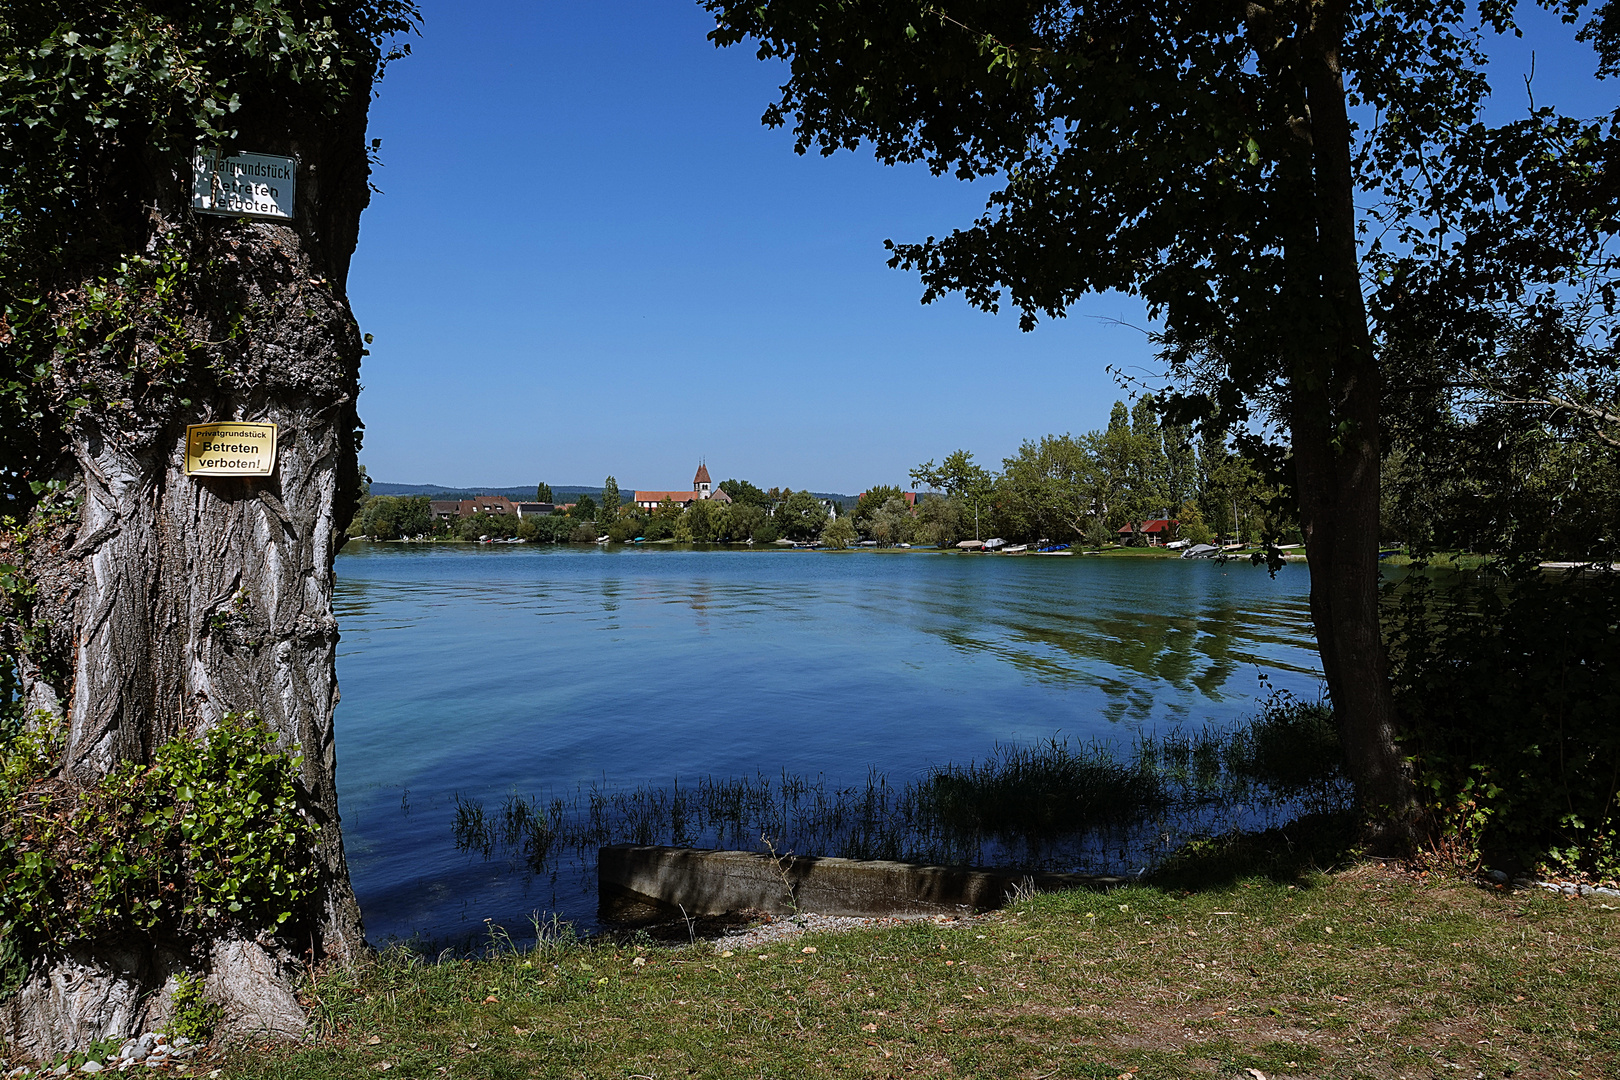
[0,0,416,1056]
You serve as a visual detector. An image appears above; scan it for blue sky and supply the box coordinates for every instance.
[348,2,1611,495]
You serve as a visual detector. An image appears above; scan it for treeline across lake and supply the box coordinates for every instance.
[345,398,1294,549]
[345,480,838,545]
[906,395,1620,560]
[902,396,1271,548]
[348,498,591,545]
[349,377,1619,561]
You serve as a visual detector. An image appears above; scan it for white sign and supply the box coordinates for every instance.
[192,152,296,220]
[185,422,278,477]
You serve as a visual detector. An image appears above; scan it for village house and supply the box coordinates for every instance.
[458,495,516,517]
[428,495,553,521]
[1119,518,1180,546]
[634,463,733,511]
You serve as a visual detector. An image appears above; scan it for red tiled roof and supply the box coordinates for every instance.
[634,491,698,505]
[460,496,515,515]
[1119,519,1178,533]
[694,462,711,485]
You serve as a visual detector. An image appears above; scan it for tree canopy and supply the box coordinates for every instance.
[706,0,1620,833]
[779,489,830,539]
[707,0,1612,412]
[719,477,771,508]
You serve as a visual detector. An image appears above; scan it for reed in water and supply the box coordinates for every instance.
[451,690,1349,876]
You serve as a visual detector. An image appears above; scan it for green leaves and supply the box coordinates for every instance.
[1388,571,1620,880]
[0,713,321,951]
[0,0,422,519]
[166,970,222,1043]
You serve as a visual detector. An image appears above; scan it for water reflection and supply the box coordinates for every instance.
[849,559,1316,725]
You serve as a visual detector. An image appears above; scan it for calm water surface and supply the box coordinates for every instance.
[333,544,1321,943]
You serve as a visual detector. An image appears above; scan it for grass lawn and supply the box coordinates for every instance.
[227,862,1617,1080]
[1377,553,1494,571]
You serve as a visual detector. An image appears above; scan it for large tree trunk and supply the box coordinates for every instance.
[1291,354,1417,837]
[1289,9,1420,844]
[3,79,376,1057]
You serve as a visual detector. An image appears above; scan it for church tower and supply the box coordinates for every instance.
[694,460,712,499]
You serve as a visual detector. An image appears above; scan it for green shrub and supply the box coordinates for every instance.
[348,495,432,540]
[0,920,24,997]
[1176,500,1214,546]
[1386,569,1620,880]
[0,713,320,951]
[457,512,521,540]
[165,970,222,1043]
[523,516,576,544]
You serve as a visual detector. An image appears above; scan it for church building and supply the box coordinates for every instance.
[633,463,733,511]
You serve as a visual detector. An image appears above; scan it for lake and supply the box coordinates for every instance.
[332,544,1322,945]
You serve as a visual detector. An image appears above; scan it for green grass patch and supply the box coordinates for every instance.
[1379,551,1495,570]
[219,865,1619,1080]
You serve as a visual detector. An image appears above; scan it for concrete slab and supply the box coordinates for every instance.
[598,844,1128,922]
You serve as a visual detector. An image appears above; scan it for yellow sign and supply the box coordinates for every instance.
[185,422,278,477]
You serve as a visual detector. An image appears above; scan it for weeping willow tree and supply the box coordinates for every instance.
[0,1,416,1054]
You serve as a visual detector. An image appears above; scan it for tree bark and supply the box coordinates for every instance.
[1289,8,1420,843]
[4,80,376,1057]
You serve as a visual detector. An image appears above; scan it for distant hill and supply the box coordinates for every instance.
[370,483,612,502]
[370,482,862,507]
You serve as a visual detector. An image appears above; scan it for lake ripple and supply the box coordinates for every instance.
[333,544,1321,943]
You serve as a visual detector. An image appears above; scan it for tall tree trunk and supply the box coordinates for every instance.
[1290,11,1420,843]
[4,82,376,1056]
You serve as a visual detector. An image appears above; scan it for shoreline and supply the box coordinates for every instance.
[340,537,1296,561]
